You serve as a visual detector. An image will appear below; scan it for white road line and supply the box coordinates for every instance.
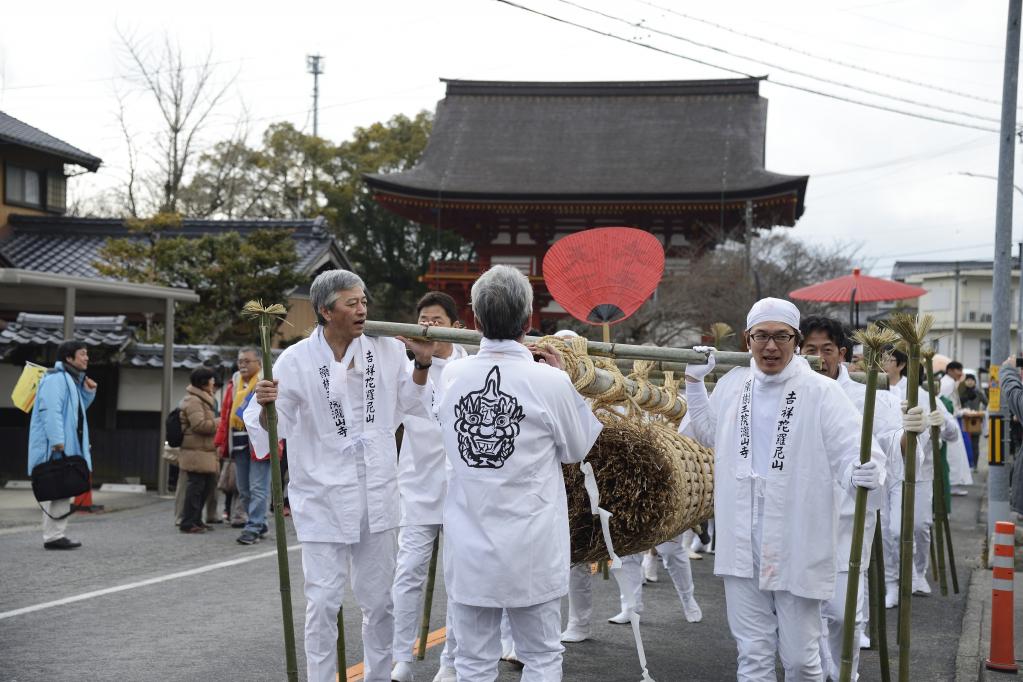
[0,543,302,620]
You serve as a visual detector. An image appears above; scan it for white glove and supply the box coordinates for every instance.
[685,346,717,381]
[901,402,926,433]
[926,409,945,428]
[851,460,881,490]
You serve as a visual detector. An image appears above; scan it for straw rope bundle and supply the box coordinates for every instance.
[536,336,716,563]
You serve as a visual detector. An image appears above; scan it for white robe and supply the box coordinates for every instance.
[891,376,959,483]
[397,344,467,526]
[436,338,602,608]
[244,329,431,543]
[682,356,885,601]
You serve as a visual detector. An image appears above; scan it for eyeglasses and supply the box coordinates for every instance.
[749,332,797,345]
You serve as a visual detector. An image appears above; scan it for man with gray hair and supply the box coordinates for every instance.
[247,269,435,682]
[434,265,602,681]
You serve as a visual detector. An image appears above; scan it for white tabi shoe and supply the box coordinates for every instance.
[688,550,703,560]
[681,593,703,623]
[912,574,932,595]
[608,610,635,625]
[642,554,659,582]
[392,661,414,682]
[431,666,456,682]
[561,624,591,643]
[884,582,899,609]
[860,632,871,649]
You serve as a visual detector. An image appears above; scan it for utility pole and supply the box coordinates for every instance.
[1018,242,1023,354]
[306,54,324,137]
[952,262,961,359]
[988,0,1021,540]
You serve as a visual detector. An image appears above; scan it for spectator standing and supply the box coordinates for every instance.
[178,368,220,533]
[27,340,97,550]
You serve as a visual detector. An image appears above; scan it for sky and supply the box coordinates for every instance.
[1,0,1019,277]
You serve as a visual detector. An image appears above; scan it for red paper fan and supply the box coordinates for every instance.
[542,227,665,325]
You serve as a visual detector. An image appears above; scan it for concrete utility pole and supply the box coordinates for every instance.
[953,262,961,358]
[989,0,1021,538]
[306,54,324,137]
[1018,242,1023,354]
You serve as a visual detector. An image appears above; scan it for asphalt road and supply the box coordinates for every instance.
[0,481,985,682]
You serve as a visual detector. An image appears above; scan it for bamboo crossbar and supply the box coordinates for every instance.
[364,320,821,368]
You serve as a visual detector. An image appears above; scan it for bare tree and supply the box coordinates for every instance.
[116,29,235,214]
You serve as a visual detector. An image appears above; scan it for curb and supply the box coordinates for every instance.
[955,567,987,682]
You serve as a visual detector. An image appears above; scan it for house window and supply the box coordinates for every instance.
[4,163,65,212]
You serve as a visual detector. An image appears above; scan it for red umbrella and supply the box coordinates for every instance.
[789,268,927,328]
[790,268,927,303]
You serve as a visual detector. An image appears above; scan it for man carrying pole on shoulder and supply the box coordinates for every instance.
[246,269,436,682]
[682,298,886,680]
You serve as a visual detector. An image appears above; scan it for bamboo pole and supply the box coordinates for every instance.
[873,512,892,682]
[839,324,894,682]
[889,314,933,682]
[417,533,441,660]
[923,358,949,596]
[337,606,346,673]
[243,301,299,682]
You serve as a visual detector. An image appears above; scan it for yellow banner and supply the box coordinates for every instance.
[11,363,46,413]
[989,364,1001,412]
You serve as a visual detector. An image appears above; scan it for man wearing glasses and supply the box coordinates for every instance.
[682,298,885,680]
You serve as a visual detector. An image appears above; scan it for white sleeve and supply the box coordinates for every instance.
[935,395,960,442]
[391,341,433,420]
[822,383,886,506]
[548,372,602,464]
[682,380,716,446]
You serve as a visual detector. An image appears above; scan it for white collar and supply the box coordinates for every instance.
[478,337,533,361]
[751,354,808,385]
[837,364,853,387]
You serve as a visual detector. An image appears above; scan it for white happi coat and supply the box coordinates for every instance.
[891,376,959,482]
[397,344,467,526]
[834,364,904,569]
[435,338,602,608]
[244,328,431,544]
[682,356,885,601]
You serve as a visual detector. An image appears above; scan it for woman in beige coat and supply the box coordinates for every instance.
[179,367,219,533]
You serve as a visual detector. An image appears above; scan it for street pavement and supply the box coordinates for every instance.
[0,478,991,681]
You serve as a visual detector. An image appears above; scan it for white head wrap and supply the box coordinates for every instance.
[553,329,579,338]
[745,297,800,332]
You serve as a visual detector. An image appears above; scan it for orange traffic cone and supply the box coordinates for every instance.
[986,520,1018,673]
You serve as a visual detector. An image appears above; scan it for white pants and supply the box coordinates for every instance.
[880,480,902,586]
[391,523,442,662]
[451,598,563,682]
[617,553,645,616]
[441,599,458,668]
[301,529,398,682]
[42,498,71,542]
[565,564,593,630]
[819,570,866,681]
[724,576,825,681]
[655,533,696,603]
[912,482,934,582]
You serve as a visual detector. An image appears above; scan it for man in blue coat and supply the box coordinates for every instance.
[28,340,97,549]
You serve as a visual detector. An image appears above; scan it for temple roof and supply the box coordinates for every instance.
[365,78,807,210]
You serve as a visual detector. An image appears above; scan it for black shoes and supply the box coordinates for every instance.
[237,530,260,545]
[44,537,82,550]
[180,525,207,534]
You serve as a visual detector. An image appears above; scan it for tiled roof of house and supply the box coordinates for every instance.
[0,111,102,171]
[0,215,349,279]
[0,313,132,358]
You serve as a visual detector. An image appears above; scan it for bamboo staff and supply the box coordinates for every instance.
[416,534,441,660]
[888,313,933,682]
[337,607,346,674]
[241,301,299,682]
[923,353,959,595]
[873,512,892,682]
[839,324,898,682]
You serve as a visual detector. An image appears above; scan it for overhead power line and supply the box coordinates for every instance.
[551,0,1001,125]
[493,0,998,133]
[633,0,1004,106]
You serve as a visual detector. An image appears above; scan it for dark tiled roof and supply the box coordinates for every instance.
[124,343,281,369]
[365,78,807,205]
[0,111,102,171]
[0,215,348,279]
[0,313,133,358]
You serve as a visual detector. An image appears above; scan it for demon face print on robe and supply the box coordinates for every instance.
[454,366,526,469]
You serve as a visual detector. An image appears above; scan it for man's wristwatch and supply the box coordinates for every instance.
[414,358,432,370]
